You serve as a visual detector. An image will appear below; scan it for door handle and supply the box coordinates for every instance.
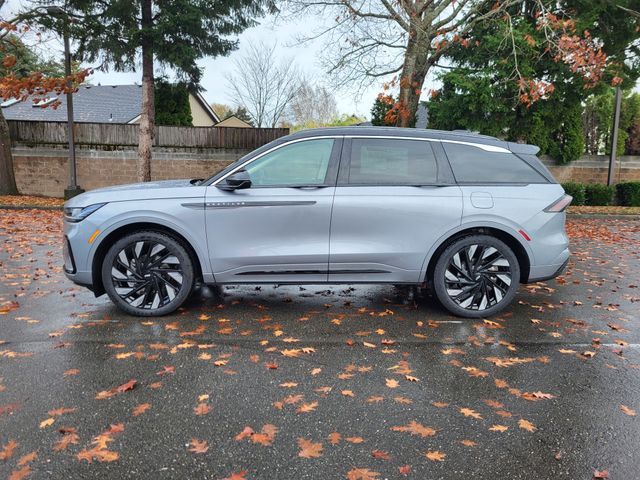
[291,185,329,190]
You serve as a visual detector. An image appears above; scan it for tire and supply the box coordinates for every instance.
[102,230,195,316]
[433,235,520,318]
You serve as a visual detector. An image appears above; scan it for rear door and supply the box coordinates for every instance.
[328,137,463,283]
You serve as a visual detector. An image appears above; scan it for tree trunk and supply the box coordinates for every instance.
[397,29,431,128]
[137,0,154,182]
[0,108,18,195]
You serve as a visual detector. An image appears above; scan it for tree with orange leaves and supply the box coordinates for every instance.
[426,0,638,162]
[281,0,614,128]
[0,0,89,194]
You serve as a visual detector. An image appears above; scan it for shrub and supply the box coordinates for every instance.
[585,184,615,206]
[561,182,586,206]
[616,182,640,206]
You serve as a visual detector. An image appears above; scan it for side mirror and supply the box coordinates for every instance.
[218,169,252,191]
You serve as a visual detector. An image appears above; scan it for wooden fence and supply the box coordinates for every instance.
[7,120,289,149]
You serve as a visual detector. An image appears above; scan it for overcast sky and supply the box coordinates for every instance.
[86,15,393,118]
[5,0,437,118]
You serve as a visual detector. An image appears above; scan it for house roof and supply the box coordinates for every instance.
[1,84,219,124]
[191,91,220,124]
[216,115,252,128]
[2,85,145,123]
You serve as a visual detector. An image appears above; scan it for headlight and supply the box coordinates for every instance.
[63,203,106,222]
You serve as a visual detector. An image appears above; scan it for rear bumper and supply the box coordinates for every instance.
[527,248,570,283]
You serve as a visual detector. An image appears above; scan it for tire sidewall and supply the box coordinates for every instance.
[102,231,195,316]
[433,235,520,318]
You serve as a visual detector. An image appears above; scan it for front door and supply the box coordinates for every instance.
[205,138,341,283]
[328,137,463,283]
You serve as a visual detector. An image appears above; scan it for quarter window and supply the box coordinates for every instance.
[245,139,334,187]
[443,143,547,184]
[347,139,438,185]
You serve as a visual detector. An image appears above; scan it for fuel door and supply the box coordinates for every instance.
[470,191,494,209]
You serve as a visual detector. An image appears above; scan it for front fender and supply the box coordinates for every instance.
[87,204,211,282]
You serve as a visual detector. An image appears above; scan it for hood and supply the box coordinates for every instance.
[65,179,205,208]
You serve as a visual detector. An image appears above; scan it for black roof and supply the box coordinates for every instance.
[287,126,539,155]
[2,85,144,123]
[1,84,220,125]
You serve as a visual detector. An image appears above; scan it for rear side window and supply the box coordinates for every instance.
[348,138,438,185]
[443,143,548,184]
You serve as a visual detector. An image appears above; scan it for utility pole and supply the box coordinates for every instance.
[607,86,622,186]
[48,6,84,199]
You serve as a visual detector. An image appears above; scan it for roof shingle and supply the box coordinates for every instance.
[2,84,143,123]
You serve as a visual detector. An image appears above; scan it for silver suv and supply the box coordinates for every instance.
[63,127,571,318]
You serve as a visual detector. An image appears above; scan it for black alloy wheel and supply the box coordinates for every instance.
[102,231,195,316]
[433,235,520,318]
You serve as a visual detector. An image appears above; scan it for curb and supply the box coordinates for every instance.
[0,205,63,211]
[567,213,640,219]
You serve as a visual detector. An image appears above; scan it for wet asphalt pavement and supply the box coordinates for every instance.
[0,210,639,480]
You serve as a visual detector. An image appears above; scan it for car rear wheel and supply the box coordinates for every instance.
[102,231,195,316]
[433,235,520,318]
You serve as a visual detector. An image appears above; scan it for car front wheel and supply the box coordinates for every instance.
[433,235,520,318]
[102,231,195,316]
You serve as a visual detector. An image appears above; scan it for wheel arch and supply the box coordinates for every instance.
[90,221,205,297]
[423,225,532,285]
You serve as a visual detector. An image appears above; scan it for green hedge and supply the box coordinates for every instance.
[616,182,640,206]
[561,182,586,206]
[561,182,621,206]
[585,184,615,206]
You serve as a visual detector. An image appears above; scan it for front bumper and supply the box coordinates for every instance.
[63,220,97,289]
[63,235,76,274]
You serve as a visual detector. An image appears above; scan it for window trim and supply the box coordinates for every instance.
[212,136,342,189]
[207,134,529,188]
[338,137,451,187]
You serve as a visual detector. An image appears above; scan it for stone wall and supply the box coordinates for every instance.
[541,155,640,184]
[11,146,640,198]
[12,145,246,197]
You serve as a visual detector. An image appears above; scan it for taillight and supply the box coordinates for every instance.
[544,194,573,212]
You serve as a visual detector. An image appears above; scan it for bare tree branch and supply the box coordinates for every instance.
[226,42,302,127]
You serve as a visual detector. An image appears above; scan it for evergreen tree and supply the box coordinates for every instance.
[371,95,395,126]
[154,80,192,127]
[426,0,639,163]
[38,0,273,181]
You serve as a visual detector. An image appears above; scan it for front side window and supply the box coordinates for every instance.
[443,143,548,184]
[244,139,334,187]
[347,139,438,185]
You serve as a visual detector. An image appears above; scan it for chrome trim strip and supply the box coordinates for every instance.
[181,202,206,210]
[344,135,511,153]
[236,268,391,276]
[212,135,510,185]
[207,200,316,209]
